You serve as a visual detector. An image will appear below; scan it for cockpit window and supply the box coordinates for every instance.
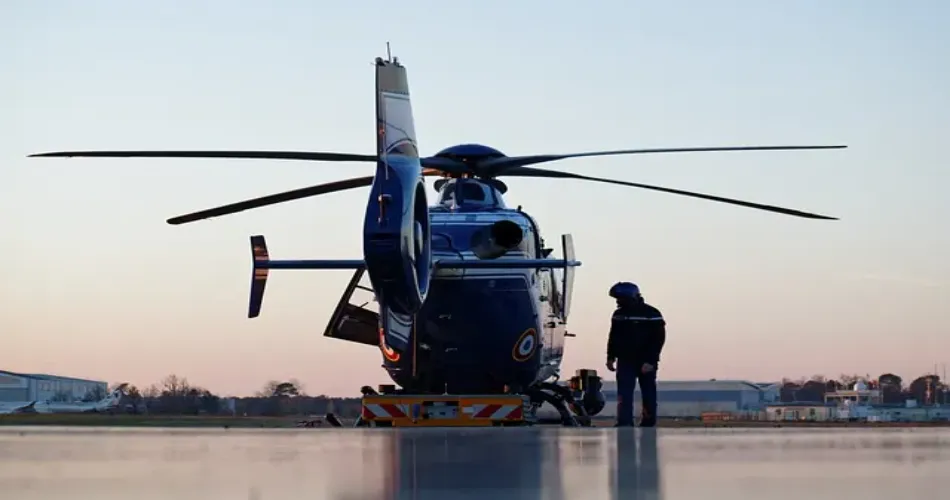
[438,180,492,206]
[438,181,456,205]
[460,183,486,201]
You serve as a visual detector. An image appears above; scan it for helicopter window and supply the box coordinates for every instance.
[460,183,486,201]
[431,224,479,252]
[430,221,527,255]
[437,181,457,205]
[522,215,544,258]
[438,181,492,206]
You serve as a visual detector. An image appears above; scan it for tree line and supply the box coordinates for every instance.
[106,371,949,417]
[109,375,363,418]
[778,372,949,405]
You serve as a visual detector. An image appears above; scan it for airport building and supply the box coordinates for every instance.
[0,370,108,403]
[598,379,780,418]
[765,381,950,423]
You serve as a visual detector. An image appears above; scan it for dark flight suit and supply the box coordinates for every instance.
[607,300,666,426]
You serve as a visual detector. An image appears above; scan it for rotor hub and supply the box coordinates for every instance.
[433,144,506,177]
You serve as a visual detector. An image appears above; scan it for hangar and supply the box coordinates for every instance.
[598,379,773,418]
[0,370,108,403]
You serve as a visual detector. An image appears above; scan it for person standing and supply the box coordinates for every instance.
[605,282,667,427]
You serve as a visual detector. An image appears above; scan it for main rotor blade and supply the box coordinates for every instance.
[503,166,838,220]
[482,145,847,176]
[167,176,375,225]
[30,150,378,162]
[166,169,446,225]
[30,149,474,175]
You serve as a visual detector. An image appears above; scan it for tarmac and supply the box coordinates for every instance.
[1,426,948,499]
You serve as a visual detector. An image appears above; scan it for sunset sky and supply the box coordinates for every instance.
[3,1,947,396]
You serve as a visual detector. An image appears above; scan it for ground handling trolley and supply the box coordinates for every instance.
[352,385,529,428]
[321,370,605,428]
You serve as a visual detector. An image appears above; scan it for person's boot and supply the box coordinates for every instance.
[639,408,657,428]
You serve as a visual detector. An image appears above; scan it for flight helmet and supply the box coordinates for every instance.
[609,282,641,300]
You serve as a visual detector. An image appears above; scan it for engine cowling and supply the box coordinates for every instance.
[470,219,524,260]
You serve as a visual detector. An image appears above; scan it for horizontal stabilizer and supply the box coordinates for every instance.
[252,257,578,271]
[247,234,581,318]
[264,260,366,270]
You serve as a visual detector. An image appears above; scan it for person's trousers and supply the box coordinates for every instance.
[616,358,658,426]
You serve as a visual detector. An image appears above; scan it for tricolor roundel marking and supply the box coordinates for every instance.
[512,328,538,362]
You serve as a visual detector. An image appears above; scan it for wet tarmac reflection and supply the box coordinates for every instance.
[373,427,660,499]
[2,427,948,499]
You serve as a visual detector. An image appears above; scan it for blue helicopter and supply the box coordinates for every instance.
[31,54,844,424]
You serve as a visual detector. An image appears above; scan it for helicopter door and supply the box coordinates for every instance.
[561,234,575,319]
[322,268,380,347]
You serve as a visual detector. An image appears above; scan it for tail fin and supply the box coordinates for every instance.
[364,54,430,327]
[249,235,269,318]
[561,234,576,319]
[370,56,424,360]
[367,58,428,362]
[375,56,418,158]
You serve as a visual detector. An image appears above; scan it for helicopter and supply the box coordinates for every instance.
[30,54,844,423]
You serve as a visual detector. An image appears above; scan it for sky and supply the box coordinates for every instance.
[2,1,948,396]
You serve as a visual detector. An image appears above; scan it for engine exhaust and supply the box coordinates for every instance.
[470,220,524,259]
